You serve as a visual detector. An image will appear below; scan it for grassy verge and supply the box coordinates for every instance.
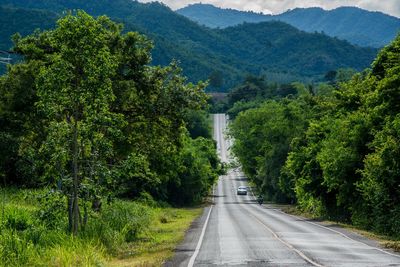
[277,204,400,253]
[0,188,202,266]
[108,208,202,266]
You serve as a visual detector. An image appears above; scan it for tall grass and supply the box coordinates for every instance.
[0,188,154,266]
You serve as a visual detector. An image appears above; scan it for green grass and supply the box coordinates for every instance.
[0,188,202,266]
[108,208,202,266]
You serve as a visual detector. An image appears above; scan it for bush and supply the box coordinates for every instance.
[4,206,33,231]
[36,190,66,230]
[137,191,158,207]
[83,200,152,253]
[103,201,151,241]
[159,210,178,224]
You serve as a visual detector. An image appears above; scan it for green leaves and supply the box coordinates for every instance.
[229,32,400,234]
[166,135,220,205]
[1,11,218,235]
[229,99,311,202]
[358,116,400,233]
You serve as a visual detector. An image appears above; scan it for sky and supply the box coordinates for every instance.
[137,0,400,17]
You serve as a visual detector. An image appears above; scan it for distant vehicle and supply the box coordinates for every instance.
[237,186,247,195]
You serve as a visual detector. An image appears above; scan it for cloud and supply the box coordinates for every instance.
[137,0,400,17]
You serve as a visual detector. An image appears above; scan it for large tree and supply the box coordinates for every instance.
[18,12,123,234]
[7,11,210,234]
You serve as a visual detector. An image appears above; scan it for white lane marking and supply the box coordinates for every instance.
[240,201,325,267]
[273,208,400,259]
[221,111,400,264]
[229,174,323,266]
[245,172,400,259]
[187,206,213,267]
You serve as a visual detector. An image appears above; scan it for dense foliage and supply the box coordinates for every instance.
[229,34,400,237]
[222,76,298,117]
[0,0,377,90]
[0,12,222,234]
[178,4,400,48]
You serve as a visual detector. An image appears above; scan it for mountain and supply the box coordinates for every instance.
[0,6,57,73]
[176,3,268,28]
[0,0,247,89]
[0,6,57,50]
[177,4,400,48]
[0,0,377,91]
[217,21,375,75]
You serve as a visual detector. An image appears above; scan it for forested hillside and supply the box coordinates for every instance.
[177,3,268,28]
[278,7,400,48]
[218,22,374,77]
[229,34,400,238]
[0,0,377,90]
[0,6,57,50]
[0,6,56,73]
[178,4,400,48]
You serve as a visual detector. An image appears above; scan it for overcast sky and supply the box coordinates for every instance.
[137,0,400,17]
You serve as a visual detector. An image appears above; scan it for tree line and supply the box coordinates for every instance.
[229,34,400,237]
[0,11,223,234]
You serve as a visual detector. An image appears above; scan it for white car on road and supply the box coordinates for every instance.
[237,186,247,195]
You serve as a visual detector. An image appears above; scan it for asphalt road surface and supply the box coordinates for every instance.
[165,114,400,267]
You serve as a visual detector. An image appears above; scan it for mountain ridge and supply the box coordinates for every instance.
[0,0,378,91]
[177,3,400,48]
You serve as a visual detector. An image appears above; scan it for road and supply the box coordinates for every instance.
[166,114,400,267]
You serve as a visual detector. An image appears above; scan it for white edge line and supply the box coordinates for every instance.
[273,208,400,259]
[249,177,400,259]
[187,205,213,267]
[188,114,218,266]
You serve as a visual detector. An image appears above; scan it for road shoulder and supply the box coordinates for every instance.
[271,203,400,255]
[164,206,212,267]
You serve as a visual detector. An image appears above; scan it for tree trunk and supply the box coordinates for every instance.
[83,201,88,230]
[68,195,73,232]
[71,118,80,235]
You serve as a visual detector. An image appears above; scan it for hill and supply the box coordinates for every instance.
[176,3,268,28]
[177,4,400,48]
[217,21,375,76]
[0,0,377,91]
[0,6,57,73]
[0,6,57,50]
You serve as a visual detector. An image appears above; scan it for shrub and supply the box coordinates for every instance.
[36,190,66,230]
[103,201,151,241]
[137,191,158,207]
[82,201,152,253]
[4,206,33,231]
